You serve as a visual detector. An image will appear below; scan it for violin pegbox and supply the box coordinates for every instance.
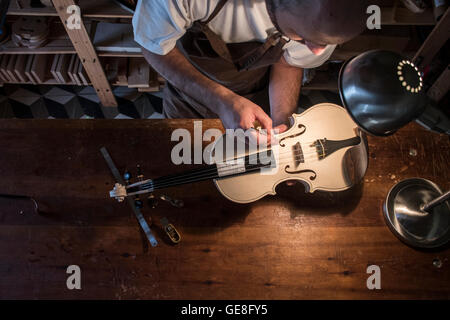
[110,183,127,202]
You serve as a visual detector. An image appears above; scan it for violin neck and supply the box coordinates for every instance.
[126,151,274,196]
[136,164,220,193]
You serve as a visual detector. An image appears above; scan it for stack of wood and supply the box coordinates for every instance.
[103,57,164,92]
[52,54,89,85]
[0,53,166,89]
[0,54,47,83]
[0,53,89,85]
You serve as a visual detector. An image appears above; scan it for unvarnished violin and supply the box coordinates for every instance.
[109,103,368,204]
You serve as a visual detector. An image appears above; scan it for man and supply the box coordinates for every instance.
[133,0,369,135]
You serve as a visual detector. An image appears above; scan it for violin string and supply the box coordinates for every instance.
[233,148,319,159]
[140,160,314,193]
[214,136,342,159]
[224,131,360,157]
[215,148,316,160]
[131,151,325,193]
[139,165,274,193]
[211,134,359,161]
[136,164,281,193]
[121,135,361,195]
[133,148,320,190]
[216,141,322,158]
[207,144,321,165]
[246,137,324,147]
[132,149,325,192]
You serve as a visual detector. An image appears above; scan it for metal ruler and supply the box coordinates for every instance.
[100,147,158,247]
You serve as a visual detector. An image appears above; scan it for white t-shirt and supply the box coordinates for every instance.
[133,0,336,69]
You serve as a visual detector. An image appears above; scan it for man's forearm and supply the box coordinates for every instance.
[142,47,235,116]
[269,57,303,126]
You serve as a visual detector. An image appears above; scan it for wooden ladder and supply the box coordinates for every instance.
[52,0,117,107]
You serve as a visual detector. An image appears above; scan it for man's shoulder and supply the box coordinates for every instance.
[134,0,214,20]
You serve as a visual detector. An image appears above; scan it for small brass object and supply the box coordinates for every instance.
[161,217,181,244]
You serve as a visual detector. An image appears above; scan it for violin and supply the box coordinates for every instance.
[109,103,369,204]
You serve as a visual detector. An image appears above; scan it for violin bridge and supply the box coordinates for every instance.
[292,142,304,167]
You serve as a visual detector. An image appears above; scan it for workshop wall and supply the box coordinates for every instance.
[0,84,164,119]
[0,84,341,119]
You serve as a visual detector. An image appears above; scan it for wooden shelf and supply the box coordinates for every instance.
[1,0,444,100]
[0,54,162,90]
[0,79,136,87]
[1,79,77,85]
[0,67,335,92]
[0,44,75,55]
[98,51,143,58]
[8,2,435,25]
[2,6,435,59]
[0,20,93,55]
[7,0,133,19]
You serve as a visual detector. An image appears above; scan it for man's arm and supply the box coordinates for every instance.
[269,56,304,128]
[142,47,273,131]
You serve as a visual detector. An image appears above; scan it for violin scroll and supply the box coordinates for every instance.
[110,183,127,202]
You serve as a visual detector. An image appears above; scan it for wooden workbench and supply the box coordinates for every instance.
[0,119,449,300]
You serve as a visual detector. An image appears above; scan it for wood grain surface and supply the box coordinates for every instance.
[0,119,448,300]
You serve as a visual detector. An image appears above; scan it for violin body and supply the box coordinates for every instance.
[109,103,368,205]
[212,103,369,203]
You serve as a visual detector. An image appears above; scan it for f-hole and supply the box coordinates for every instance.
[279,124,306,147]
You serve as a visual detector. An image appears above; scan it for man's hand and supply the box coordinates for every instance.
[218,94,272,130]
[217,94,293,145]
[274,123,289,134]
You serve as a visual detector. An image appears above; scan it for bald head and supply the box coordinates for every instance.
[271,0,372,48]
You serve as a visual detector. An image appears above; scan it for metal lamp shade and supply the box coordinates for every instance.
[339,50,428,136]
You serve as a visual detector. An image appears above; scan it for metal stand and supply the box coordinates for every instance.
[383,178,450,248]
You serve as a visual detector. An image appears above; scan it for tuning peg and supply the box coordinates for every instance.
[160,195,184,208]
[137,165,144,181]
[123,170,132,183]
[147,194,159,209]
[134,198,144,209]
